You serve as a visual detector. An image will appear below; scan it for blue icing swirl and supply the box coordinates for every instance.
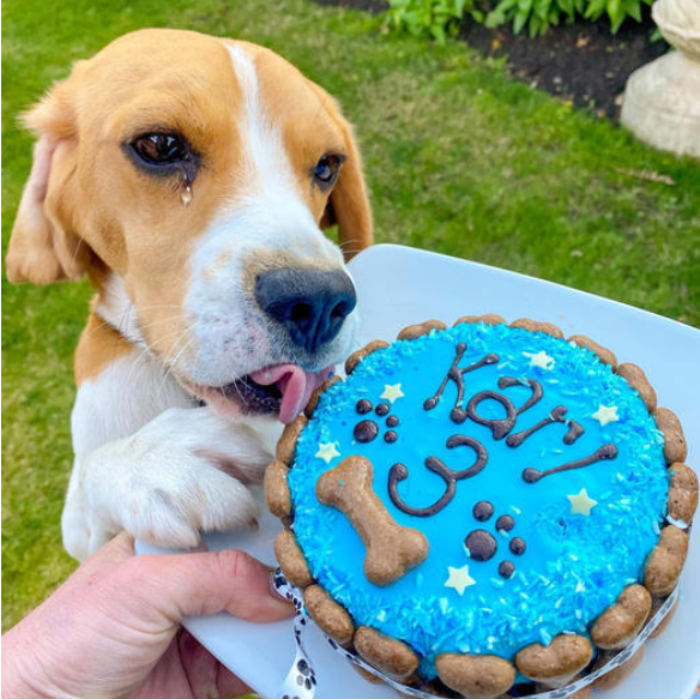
[289,323,668,677]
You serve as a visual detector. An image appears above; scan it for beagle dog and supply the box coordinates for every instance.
[7,28,372,561]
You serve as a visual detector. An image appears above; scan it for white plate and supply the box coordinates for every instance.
[137,244,700,699]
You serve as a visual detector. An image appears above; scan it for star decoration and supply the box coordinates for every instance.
[315,441,340,464]
[444,564,476,595]
[567,488,598,516]
[592,404,619,427]
[380,383,405,403]
[523,350,555,371]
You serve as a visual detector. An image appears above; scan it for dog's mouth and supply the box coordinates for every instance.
[190,364,334,424]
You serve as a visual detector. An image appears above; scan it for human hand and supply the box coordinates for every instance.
[2,533,294,698]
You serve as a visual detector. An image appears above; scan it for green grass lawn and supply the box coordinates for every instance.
[3,0,699,632]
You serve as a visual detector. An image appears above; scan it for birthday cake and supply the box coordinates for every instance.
[266,315,697,697]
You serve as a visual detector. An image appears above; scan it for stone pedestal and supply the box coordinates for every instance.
[621,0,700,159]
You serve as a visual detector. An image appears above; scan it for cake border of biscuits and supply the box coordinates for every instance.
[265,314,698,698]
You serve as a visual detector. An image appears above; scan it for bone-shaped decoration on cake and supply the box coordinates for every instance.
[315,455,429,586]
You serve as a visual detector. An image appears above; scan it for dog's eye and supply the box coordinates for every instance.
[313,154,343,188]
[131,133,190,165]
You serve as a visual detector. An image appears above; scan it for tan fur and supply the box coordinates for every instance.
[7,28,373,380]
[74,312,136,386]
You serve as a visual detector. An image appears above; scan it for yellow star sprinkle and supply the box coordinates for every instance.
[592,404,619,427]
[567,488,598,516]
[444,565,476,595]
[315,441,340,464]
[380,383,405,403]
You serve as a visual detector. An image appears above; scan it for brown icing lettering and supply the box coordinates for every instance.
[564,421,585,445]
[424,343,499,423]
[388,435,488,517]
[466,391,518,440]
[506,406,568,447]
[497,377,544,415]
[522,443,618,483]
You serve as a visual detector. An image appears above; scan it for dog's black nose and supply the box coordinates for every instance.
[255,268,357,353]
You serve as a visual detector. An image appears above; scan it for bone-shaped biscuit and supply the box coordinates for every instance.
[316,455,428,586]
[515,634,593,687]
[436,653,516,698]
[398,319,447,340]
[509,318,564,339]
[453,313,506,328]
[568,334,618,368]
[591,584,651,650]
[345,340,390,376]
[616,362,657,412]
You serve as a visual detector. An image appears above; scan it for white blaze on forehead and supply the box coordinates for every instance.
[226,44,302,204]
[200,41,343,256]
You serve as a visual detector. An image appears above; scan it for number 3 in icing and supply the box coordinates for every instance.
[388,435,488,517]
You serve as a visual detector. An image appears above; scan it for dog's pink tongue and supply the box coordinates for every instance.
[249,364,333,424]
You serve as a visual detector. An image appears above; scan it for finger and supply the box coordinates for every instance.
[178,630,253,698]
[116,548,294,624]
[46,532,135,600]
[178,630,218,697]
[216,660,253,698]
[83,531,135,569]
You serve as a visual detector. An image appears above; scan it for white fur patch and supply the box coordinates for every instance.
[223,43,326,238]
[71,350,194,456]
[63,406,279,560]
[94,273,146,348]
[64,347,283,561]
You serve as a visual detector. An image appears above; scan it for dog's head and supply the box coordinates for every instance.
[7,29,373,423]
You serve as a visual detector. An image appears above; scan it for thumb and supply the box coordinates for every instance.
[117,548,294,624]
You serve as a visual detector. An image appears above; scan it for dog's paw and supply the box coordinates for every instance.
[115,452,261,549]
[64,407,279,558]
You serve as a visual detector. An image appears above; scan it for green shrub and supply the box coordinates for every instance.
[384,0,474,42]
[385,0,654,39]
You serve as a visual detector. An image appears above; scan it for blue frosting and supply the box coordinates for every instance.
[288,323,668,677]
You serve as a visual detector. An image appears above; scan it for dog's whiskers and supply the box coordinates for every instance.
[155,320,201,399]
[122,322,198,402]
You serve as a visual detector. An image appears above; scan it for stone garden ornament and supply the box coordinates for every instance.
[621,0,700,158]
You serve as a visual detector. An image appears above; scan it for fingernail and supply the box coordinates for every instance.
[268,571,294,606]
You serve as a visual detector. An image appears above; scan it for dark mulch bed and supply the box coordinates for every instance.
[316,0,390,11]
[460,13,667,118]
[316,0,668,118]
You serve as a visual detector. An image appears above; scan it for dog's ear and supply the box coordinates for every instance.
[311,86,373,262]
[6,79,92,284]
